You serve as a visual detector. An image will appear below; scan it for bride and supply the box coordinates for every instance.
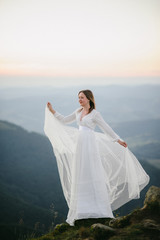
[44,89,150,226]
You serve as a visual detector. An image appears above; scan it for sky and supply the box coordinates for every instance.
[0,0,160,87]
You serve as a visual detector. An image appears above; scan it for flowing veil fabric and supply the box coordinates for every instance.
[44,107,79,206]
[44,106,150,225]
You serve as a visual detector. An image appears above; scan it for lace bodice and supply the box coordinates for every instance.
[53,108,120,142]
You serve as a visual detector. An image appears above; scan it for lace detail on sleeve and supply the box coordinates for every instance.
[53,110,76,124]
[94,111,120,142]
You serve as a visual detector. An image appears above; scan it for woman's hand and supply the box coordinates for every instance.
[117,139,128,148]
[47,102,56,114]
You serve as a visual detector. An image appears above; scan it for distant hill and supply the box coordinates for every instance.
[114,118,160,139]
[0,84,160,133]
[0,120,160,239]
[0,121,68,233]
[114,118,160,162]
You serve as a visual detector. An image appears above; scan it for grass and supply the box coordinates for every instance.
[31,194,160,240]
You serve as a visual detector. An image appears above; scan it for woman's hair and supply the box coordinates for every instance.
[78,89,96,113]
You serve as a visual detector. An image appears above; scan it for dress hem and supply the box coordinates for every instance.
[66,215,115,226]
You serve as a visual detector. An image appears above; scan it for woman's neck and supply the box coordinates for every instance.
[83,103,90,112]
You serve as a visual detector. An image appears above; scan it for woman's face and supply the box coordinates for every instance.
[78,92,89,107]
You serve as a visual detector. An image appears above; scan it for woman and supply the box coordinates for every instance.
[44,89,150,226]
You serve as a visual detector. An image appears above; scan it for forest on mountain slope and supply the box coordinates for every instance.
[0,119,160,240]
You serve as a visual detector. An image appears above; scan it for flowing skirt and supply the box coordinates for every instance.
[44,107,150,226]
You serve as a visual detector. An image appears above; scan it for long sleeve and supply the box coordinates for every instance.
[94,111,120,142]
[53,110,76,124]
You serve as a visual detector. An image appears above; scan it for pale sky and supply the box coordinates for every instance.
[0,0,160,86]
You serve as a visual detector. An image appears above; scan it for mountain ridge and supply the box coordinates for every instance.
[0,119,160,240]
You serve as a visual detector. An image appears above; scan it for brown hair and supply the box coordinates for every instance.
[78,89,96,113]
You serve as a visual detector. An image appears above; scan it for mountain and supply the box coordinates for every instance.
[0,120,160,240]
[0,120,68,240]
[0,84,160,133]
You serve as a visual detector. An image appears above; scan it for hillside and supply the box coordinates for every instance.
[114,118,160,168]
[31,185,160,240]
[0,120,160,239]
[0,120,68,239]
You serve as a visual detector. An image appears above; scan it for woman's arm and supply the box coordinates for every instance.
[47,102,76,124]
[94,111,127,147]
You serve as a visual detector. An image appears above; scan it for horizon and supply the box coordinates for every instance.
[0,75,160,88]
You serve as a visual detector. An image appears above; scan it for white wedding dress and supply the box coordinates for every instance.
[44,106,150,226]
